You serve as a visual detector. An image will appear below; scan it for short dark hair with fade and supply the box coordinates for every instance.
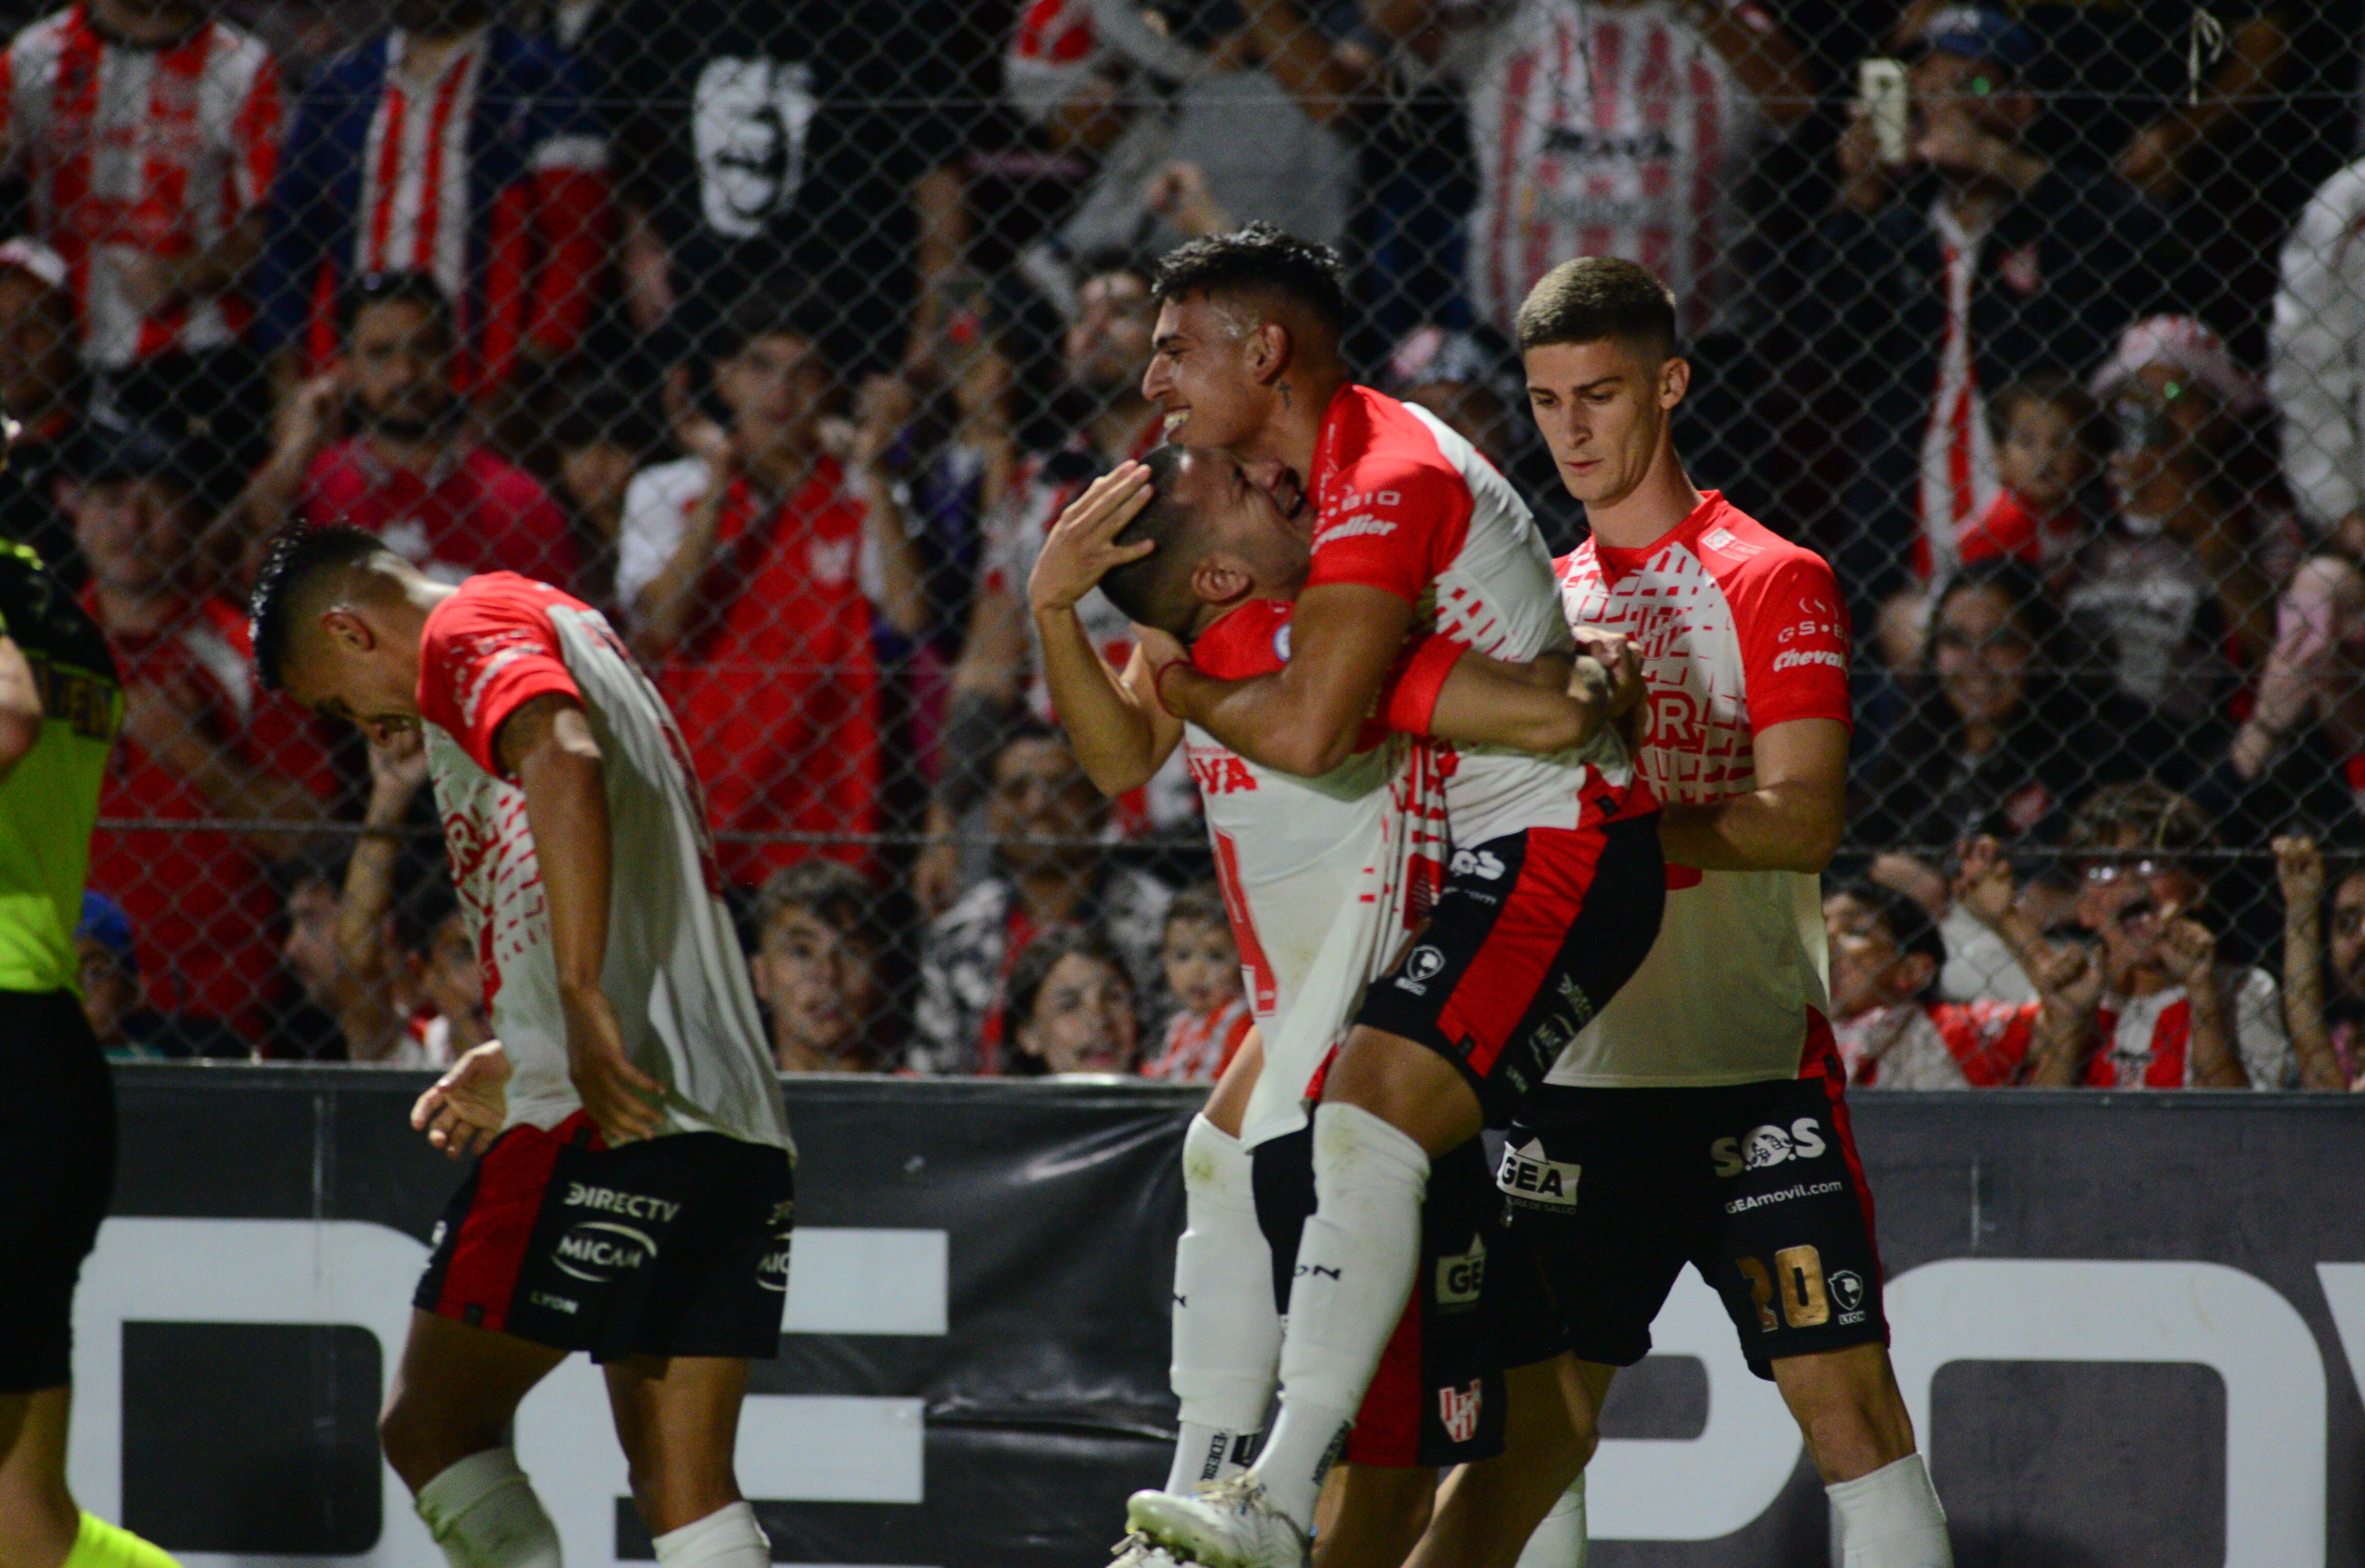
[1831,879,1946,991]
[1164,879,1231,937]
[754,858,888,955]
[337,269,455,339]
[1515,257,1679,360]
[713,289,836,368]
[1150,223,1348,340]
[1098,444,1214,639]
[248,524,390,691]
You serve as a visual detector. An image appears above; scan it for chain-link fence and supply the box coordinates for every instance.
[24,0,2365,1088]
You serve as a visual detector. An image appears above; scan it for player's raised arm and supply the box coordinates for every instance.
[496,690,664,1145]
[1158,580,1415,777]
[1029,463,1184,794]
[1659,716,1850,873]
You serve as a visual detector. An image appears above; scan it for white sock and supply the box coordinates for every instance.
[413,1448,563,1568]
[1167,1115,1278,1491]
[652,1501,770,1568]
[1511,1473,1587,1568]
[1249,1102,1429,1529]
[1828,1454,1951,1568]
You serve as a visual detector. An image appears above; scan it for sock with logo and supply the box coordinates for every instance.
[62,1513,182,1568]
[1511,1474,1587,1568]
[1167,1113,1279,1492]
[652,1501,770,1568]
[1249,1102,1429,1530]
[413,1447,563,1568]
[1827,1454,1951,1568]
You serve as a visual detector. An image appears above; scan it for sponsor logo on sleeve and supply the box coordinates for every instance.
[1771,648,1846,672]
[1710,1118,1828,1178]
[1497,1138,1581,1208]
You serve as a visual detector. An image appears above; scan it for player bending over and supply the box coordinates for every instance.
[248,527,793,1568]
[1120,226,1664,1568]
[1031,442,1636,1568]
[0,534,186,1568]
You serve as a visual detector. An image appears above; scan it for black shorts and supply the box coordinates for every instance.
[0,989,115,1392]
[1355,816,1665,1127]
[1501,1028,1888,1380]
[1251,1128,1557,1467]
[415,1111,794,1362]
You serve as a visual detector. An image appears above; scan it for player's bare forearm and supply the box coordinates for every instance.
[1159,582,1415,777]
[0,635,41,780]
[502,695,611,999]
[631,484,726,656]
[2282,909,2342,1089]
[1658,718,1848,872]
[1426,650,1607,754]
[1035,611,1177,794]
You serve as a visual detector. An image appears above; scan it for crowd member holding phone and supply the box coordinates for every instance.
[1807,5,2175,615]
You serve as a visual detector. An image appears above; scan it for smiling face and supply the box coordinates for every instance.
[751,903,883,1067]
[1015,951,1139,1074]
[1930,582,2035,734]
[1522,337,1686,508]
[1142,292,1272,449]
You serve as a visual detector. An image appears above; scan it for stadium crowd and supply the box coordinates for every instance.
[22,0,2365,1091]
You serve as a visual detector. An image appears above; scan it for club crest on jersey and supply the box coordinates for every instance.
[1436,1234,1486,1309]
[1498,1138,1581,1208]
[1439,1381,1483,1445]
[1399,945,1447,992]
[1711,1118,1828,1178]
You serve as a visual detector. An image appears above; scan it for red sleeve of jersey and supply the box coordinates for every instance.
[230,52,282,211]
[1302,456,1472,605]
[1731,551,1852,734]
[416,581,583,777]
[1380,633,1463,736]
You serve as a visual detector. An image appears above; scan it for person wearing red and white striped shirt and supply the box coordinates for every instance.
[1141,884,1254,1085]
[1362,0,1813,342]
[1825,883,2037,1089]
[0,0,279,370]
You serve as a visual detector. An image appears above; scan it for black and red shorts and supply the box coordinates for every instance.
[1354,815,1664,1127]
[1250,1128,1558,1467]
[415,1111,793,1362]
[1501,1025,1889,1379]
[0,989,114,1392]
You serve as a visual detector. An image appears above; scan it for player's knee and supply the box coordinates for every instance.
[1783,1355,1914,1481]
[379,1390,498,1492]
[1322,1028,1476,1151]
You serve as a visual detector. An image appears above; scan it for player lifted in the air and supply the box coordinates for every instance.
[1115,226,1665,1568]
[248,527,792,1568]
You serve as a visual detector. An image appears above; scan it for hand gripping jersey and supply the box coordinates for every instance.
[1305,384,1639,846]
[415,574,790,1149]
[1183,598,1449,1150]
[1551,493,1852,1085]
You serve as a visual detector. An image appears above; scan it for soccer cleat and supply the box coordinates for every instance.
[1108,1531,1185,1567]
[1125,1475,1309,1568]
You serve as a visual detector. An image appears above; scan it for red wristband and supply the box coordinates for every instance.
[1381,634,1466,737]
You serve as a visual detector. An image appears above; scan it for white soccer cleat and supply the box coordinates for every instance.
[1125,1475,1309,1568]
[1108,1531,1186,1567]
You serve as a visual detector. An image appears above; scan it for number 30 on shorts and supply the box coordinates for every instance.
[1736,1245,1830,1331]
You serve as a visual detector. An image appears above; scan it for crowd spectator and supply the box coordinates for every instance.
[329,725,460,1068]
[919,253,1174,911]
[597,0,968,375]
[2063,315,2288,727]
[1823,879,2055,1087]
[616,297,927,888]
[1140,880,1250,1084]
[392,880,479,1068]
[246,272,575,583]
[1363,0,1814,345]
[72,415,335,1040]
[1005,0,1359,276]
[0,0,279,419]
[2273,148,2365,549]
[750,859,899,1073]
[2198,551,2365,853]
[546,376,656,616]
[911,727,1171,1075]
[1950,374,2098,582]
[278,848,404,1060]
[0,240,87,580]
[73,890,244,1058]
[1003,924,1141,1076]
[2273,834,2365,1089]
[1809,6,2173,606]
[254,0,607,395]
[1972,783,2292,1088]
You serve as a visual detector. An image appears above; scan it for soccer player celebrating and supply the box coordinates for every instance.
[1485,258,1947,1568]
[1119,227,1664,1568]
[0,535,188,1568]
[246,527,793,1568]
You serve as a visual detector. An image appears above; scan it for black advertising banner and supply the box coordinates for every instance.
[74,1069,2365,1567]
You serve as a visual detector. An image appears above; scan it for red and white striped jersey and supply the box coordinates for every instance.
[1918,204,2002,572]
[1552,492,1852,1086]
[416,573,790,1149]
[2086,967,2292,1090]
[1833,999,2036,1089]
[1437,0,1765,340]
[0,5,279,366]
[357,30,489,296]
[1141,994,1254,1084]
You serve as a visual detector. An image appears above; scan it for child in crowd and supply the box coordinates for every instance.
[750,860,896,1073]
[1006,926,1140,1076]
[2272,835,2365,1089]
[392,885,482,1070]
[1959,375,2097,581]
[1140,883,1253,1083]
[1824,882,2043,1087]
